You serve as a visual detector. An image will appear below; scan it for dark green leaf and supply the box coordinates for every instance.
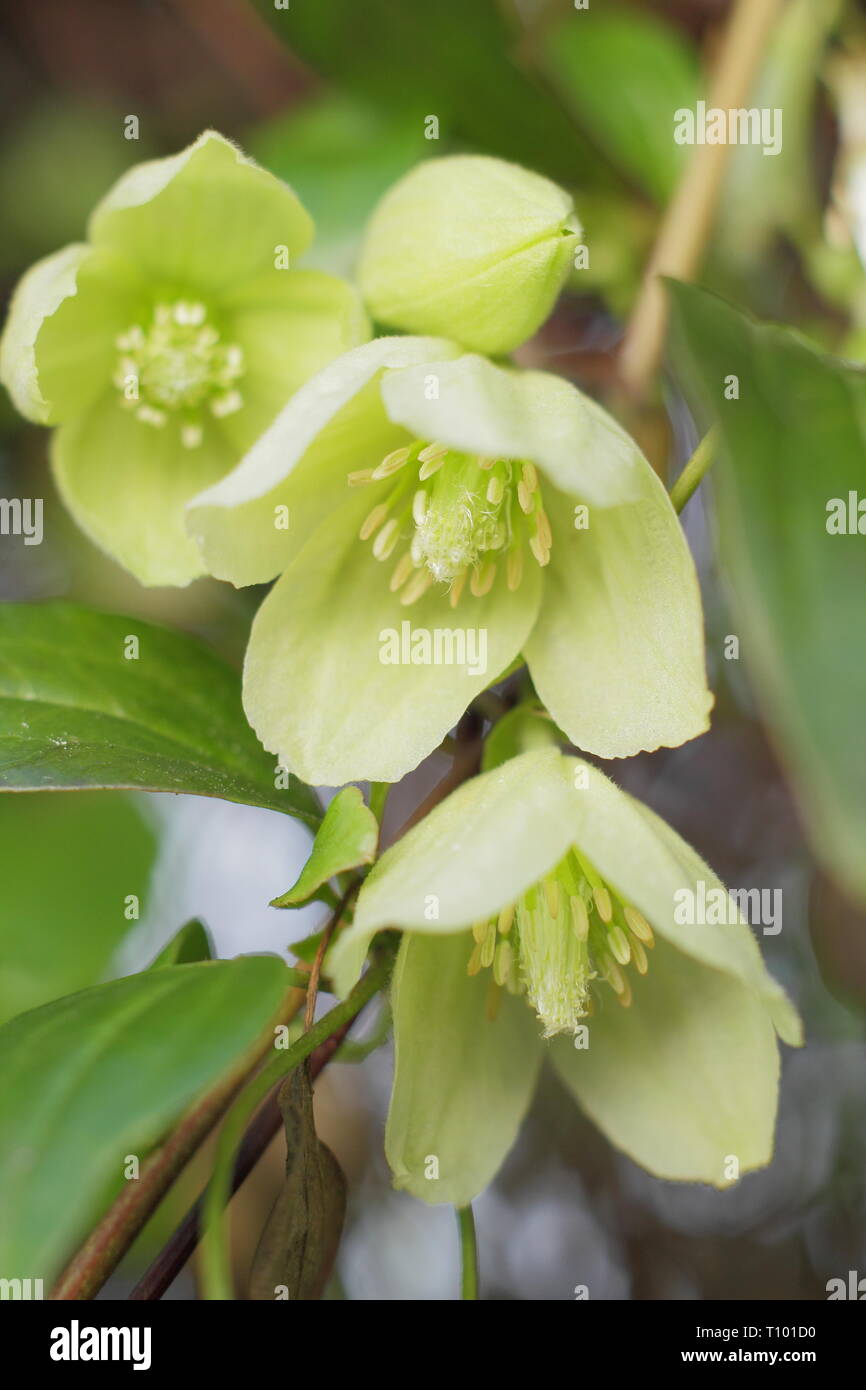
[0,955,292,1282]
[0,602,320,826]
[248,1061,346,1301]
[669,280,866,905]
[254,0,611,188]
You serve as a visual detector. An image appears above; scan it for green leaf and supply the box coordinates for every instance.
[541,4,699,202]
[271,786,378,908]
[0,955,291,1282]
[0,791,155,1027]
[248,1062,347,1301]
[254,0,611,189]
[148,918,213,969]
[0,602,320,826]
[668,281,866,906]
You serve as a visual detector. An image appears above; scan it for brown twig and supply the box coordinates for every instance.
[128,1011,359,1301]
[618,0,783,398]
[50,982,307,1301]
[128,717,483,1300]
[304,881,358,1031]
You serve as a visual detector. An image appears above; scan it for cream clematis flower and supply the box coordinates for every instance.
[188,339,713,785]
[328,748,802,1206]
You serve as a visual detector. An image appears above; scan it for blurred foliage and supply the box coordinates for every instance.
[250,96,428,274]
[252,0,612,187]
[670,282,866,909]
[0,790,154,1025]
[0,102,152,275]
[541,3,700,201]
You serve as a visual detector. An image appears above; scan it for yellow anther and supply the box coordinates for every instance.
[593,885,613,923]
[372,445,412,479]
[607,923,632,966]
[602,953,627,996]
[448,569,468,608]
[418,455,446,481]
[348,468,375,487]
[571,894,589,941]
[359,502,389,541]
[372,518,400,560]
[467,941,484,976]
[536,507,552,550]
[522,462,539,492]
[517,481,533,514]
[418,442,448,464]
[486,476,505,505]
[624,906,654,947]
[412,490,428,525]
[528,534,550,566]
[399,568,435,606]
[470,560,496,597]
[389,551,415,592]
[544,878,561,917]
[630,936,649,975]
[486,978,503,1022]
[493,938,513,987]
[480,922,497,969]
[497,904,515,935]
[472,920,490,944]
[477,455,497,470]
[616,977,633,1008]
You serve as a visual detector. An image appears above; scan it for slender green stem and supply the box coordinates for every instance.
[368,781,390,824]
[199,953,393,1300]
[456,1205,479,1300]
[670,429,717,514]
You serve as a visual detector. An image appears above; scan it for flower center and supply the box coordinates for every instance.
[350,441,552,607]
[113,300,245,448]
[467,848,654,1036]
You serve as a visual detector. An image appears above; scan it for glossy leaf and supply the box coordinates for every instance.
[0,602,320,826]
[0,955,292,1282]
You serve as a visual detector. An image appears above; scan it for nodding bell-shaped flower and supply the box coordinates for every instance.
[0,130,367,585]
[188,338,713,785]
[328,748,802,1206]
[358,155,582,354]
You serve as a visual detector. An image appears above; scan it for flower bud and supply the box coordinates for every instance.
[358,155,581,355]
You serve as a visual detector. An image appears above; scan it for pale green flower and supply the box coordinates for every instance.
[0,130,367,585]
[188,338,713,785]
[329,749,802,1205]
[358,155,581,354]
